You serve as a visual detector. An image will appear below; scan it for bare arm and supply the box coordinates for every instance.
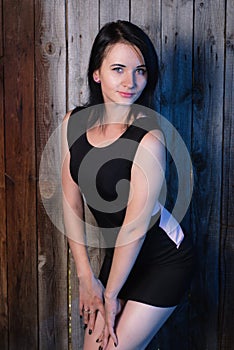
[62,112,105,329]
[102,129,166,346]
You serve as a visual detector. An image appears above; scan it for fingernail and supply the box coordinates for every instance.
[84,324,87,329]
[88,329,92,335]
[98,347,103,350]
[114,343,117,347]
[80,315,82,319]
[96,338,100,343]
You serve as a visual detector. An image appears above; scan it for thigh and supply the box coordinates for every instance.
[83,311,105,350]
[106,300,177,350]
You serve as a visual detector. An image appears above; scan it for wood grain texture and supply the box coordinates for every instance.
[160,0,193,227]
[99,0,129,25]
[0,23,8,349]
[67,0,99,108]
[0,0,233,348]
[67,2,101,348]
[219,0,234,348]
[144,1,194,349]
[191,1,225,349]
[35,1,68,349]
[0,0,2,57]
[130,0,161,111]
[4,0,37,348]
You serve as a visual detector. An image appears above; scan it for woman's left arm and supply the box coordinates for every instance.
[102,129,166,347]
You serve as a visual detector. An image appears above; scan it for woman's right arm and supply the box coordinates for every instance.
[61,112,105,330]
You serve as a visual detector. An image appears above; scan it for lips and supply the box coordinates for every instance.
[118,91,136,98]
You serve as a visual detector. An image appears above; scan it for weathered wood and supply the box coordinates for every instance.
[160,0,193,225]
[99,0,129,25]
[191,1,225,349]
[35,1,68,349]
[67,2,101,348]
[0,1,233,349]
[219,0,234,349]
[0,7,8,346]
[0,0,3,57]
[131,0,161,110]
[143,1,194,349]
[67,0,99,108]
[4,0,37,348]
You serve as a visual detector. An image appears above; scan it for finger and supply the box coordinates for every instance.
[108,325,118,347]
[107,314,118,346]
[87,309,97,334]
[79,301,84,319]
[82,306,90,327]
[101,325,110,350]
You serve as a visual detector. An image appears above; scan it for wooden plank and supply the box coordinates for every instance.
[139,1,193,349]
[130,0,161,112]
[191,1,225,349]
[130,0,161,57]
[67,0,99,108]
[100,0,129,26]
[0,0,3,57]
[219,0,234,348]
[67,2,101,348]
[160,0,193,227]
[3,0,37,348]
[35,1,68,349]
[0,25,8,350]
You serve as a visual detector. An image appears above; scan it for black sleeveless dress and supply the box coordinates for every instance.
[67,107,194,307]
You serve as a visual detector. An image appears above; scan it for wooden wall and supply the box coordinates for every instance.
[0,0,233,349]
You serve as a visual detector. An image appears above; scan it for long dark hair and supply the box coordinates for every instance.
[86,20,159,125]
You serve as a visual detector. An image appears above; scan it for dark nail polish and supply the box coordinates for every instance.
[80,315,82,319]
[84,324,87,329]
[98,347,103,350]
[96,338,99,343]
[114,343,117,347]
[88,329,92,335]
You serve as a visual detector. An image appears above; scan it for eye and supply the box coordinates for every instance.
[112,67,124,73]
[136,68,147,75]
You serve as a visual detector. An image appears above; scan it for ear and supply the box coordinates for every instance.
[93,70,101,83]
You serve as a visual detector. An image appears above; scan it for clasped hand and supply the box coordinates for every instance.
[79,275,123,349]
[96,294,122,349]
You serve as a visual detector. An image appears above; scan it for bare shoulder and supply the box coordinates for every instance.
[140,129,165,154]
[135,115,165,147]
[63,110,73,122]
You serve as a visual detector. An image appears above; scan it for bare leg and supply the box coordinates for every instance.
[83,300,176,350]
[83,310,106,350]
[106,300,176,350]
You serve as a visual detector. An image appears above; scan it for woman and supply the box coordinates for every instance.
[62,20,194,350]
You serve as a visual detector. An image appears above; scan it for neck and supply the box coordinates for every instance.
[103,103,131,125]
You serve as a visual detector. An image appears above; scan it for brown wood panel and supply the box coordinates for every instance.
[67,0,99,108]
[35,1,68,349]
[67,2,100,348]
[4,0,37,348]
[191,1,225,349]
[100,0,130,25]
[0,0,3,57]
[219,0,234,348]
[0,29,8,350]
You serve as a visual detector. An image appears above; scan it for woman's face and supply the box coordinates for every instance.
[93,43,147,105]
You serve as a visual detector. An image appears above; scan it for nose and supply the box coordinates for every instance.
[123,71,136,89]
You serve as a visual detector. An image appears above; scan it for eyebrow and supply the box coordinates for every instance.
[110,63,146,68]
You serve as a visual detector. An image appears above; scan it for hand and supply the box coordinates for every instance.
[100,295,123,349]
[79,274,105,333]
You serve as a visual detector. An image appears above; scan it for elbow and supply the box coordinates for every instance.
[116,226,147,247]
